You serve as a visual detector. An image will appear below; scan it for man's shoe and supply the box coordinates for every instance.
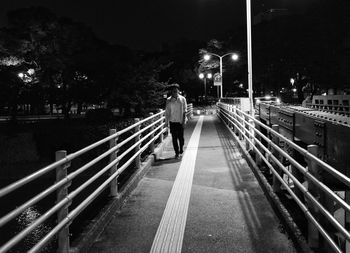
[175,154,180,159]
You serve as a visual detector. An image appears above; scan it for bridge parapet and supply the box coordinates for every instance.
[0,104,193,253]
[218,102,350,253]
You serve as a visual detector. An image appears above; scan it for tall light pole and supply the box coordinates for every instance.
[204,53,239,99]
[246,0,254,117]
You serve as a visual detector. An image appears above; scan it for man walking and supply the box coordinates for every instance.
[165,84,187,159]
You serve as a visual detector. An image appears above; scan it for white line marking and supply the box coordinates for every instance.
[150,116,204,253]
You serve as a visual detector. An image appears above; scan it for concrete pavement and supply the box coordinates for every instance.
[88,115,297,253]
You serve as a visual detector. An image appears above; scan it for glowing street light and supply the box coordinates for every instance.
[27,68,35,75]
[204,52,239,98]
[290,78,295,85]
[204,54,210,61]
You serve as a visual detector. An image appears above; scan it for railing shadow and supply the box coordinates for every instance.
[214,117,286,252]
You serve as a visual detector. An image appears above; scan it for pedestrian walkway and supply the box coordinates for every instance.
[89,115,297,253]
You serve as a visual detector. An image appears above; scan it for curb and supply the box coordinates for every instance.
[70,135,172,253]
[221,121,311,253]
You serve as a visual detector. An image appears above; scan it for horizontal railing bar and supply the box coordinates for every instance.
[116,128,166,176]
[0,156,73,198]
[117,123,164,162]
[0,132,121,199]
[117,110,164,136]
[117,117,163,150]
[0,193,70,253]
[0,177,68,228]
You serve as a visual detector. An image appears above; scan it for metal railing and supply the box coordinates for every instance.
[0,104,193,253]
[217,102,350,253]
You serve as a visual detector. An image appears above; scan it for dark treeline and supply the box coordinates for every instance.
[0,6,205,120]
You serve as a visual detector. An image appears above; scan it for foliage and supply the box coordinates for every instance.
[0,6,171,118]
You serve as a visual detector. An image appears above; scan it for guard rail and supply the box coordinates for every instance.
[0,104,193,253]
[218,102,350,253]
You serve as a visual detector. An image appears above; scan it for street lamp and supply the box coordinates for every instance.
[199,73,212,100]
[204,52,239,99]
[290,78,295,85]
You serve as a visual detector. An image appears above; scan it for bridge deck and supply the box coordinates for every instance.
[88,115,297,253]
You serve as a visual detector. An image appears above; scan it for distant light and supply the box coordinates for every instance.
[207,73,212,79]
[322,93,327,96]
[18,72,24,78]
[239,83,243,88]
[292,88,297,92]
[290,78,295,85]
[276,98,281,104]
[27,69,35,75]
[265,95,271,99]
[199,73,204,79]
[204,54,210,61]
[232,54,239,61]
[256,99,261,104]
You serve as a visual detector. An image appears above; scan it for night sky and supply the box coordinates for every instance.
[1,0,318,51]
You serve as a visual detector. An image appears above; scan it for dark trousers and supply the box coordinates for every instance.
[169,122,184,155]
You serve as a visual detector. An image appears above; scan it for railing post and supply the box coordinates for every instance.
[245,116,250,150]
[109,129,119,197]
[254,116,262,166]
[248,118,254,151]
[233,107,238,136]
[134,118,141,169]
[149,113,155,153]
[346,191,350,252]
[306,144,320,249]
[229,105,233,129]
[158,109,164,143]
[239,111,243,140]
[291,143,305,203]
[271,125,282,193]
[55,150,70,253]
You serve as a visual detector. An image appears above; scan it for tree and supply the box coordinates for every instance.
[0,6,104,118]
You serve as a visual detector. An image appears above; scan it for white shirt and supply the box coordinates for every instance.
[165,94,187,124]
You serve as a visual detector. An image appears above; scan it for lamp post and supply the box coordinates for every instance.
[204,53,239,99]
[199,73,212,100]
[246,0,254,117]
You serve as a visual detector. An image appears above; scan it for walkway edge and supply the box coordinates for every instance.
[221,120,311,253]
[70,134,172,253]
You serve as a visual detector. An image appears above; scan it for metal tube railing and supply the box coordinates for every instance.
[28,127,167,253]
[0,104,194,253]
[219,106,350,215]
[217,102,349,253]
[0,111,165,199]
[239,106,350,189]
